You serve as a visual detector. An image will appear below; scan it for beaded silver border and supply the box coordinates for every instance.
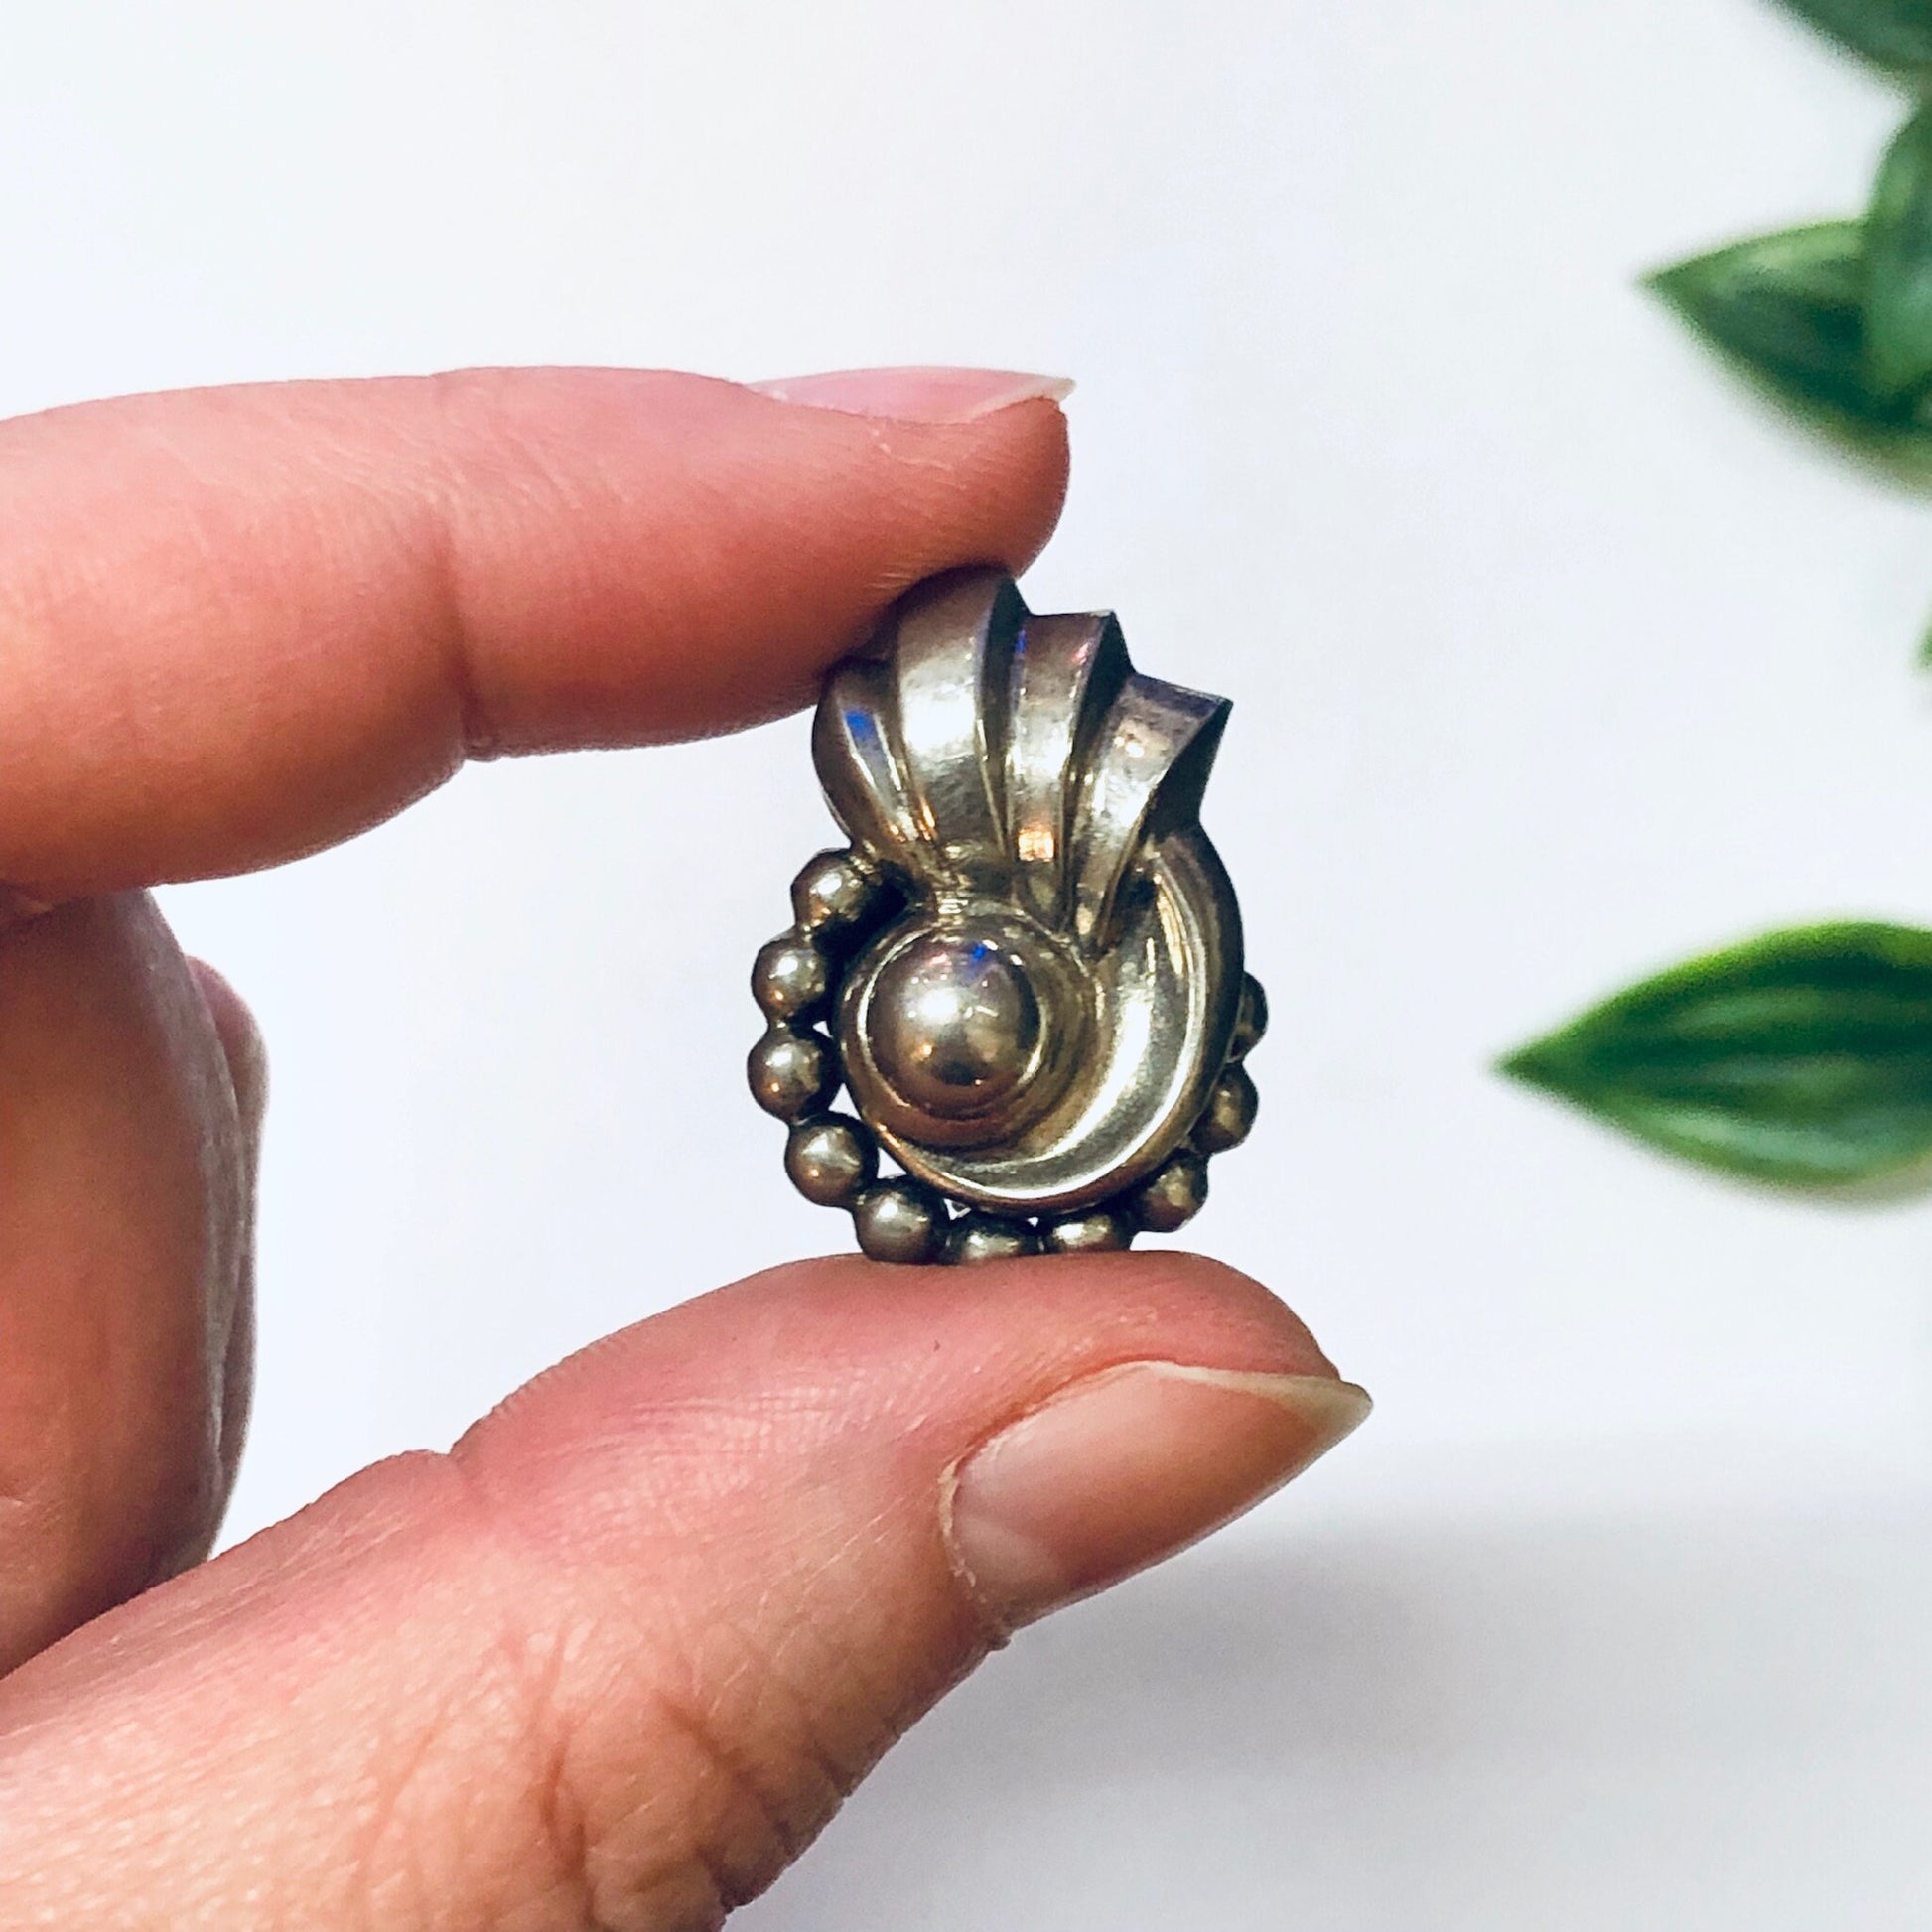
[749,846,1265,1265]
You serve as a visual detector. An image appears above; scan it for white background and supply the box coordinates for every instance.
[4,1,1930,1924]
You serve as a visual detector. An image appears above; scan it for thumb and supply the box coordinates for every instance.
[0,1254,1367,1930]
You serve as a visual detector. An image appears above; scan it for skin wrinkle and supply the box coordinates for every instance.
[420,1455,600,1892]
[755,1506,936,1760]
[525,1689,595,1932]
[347,1685,469,1932]
[561,1423,926,1852]
[329,1446,757,1929]
[263,479,465,861]
[425,1452,914,1924]
[417,491,499,768]
[414,370,578,768]
[702,1601,866,1817]
[236,1475,581,1929]
[495,1610,621,1929]
[566,1587,870,1923]
[639,1690,806,1922]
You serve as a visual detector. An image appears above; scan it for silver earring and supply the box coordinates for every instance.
[749,568,1262,1264]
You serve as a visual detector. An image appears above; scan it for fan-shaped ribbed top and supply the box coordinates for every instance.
[813,568,1229,953]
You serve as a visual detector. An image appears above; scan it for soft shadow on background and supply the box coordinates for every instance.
[746,1507,1932,1931]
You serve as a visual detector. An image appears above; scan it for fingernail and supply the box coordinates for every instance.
[749,365,1074,424]
[944,1364,1371,1630]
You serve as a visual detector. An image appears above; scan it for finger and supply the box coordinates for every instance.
[0,366,1069,897]
[0,900,249,1675]
[0,1255,1368,1929]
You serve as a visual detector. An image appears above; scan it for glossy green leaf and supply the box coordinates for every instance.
[1646,222,1924,439]
[1773,0,1932,70]
[1499,922,1932,1186]
[1865,104,1932,398]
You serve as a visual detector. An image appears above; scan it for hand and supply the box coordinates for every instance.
[0,364,1369,1928]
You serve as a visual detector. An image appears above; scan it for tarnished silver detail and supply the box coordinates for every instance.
[752,568,1259,1261]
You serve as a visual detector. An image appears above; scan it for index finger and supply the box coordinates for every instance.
[0,366,1070,897]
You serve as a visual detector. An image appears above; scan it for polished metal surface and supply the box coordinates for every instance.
[850,1178,946,1264]
[750,567,1262,1262]
[783,1114,877,1208]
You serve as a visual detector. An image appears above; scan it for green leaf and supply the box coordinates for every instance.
[1499,922,1932,1186]
[1646,222,1924,439]
[1866,104,1932,399]
[1773,0,1932,71]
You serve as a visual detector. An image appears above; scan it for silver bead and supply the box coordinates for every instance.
[868,929,1044,1120]
[1194,1062,1259,1155]
[941,1212,1042,1264]
[747,1026,836,1121]
[752,932,832,1023]
[791,848,882,938]
[1129,1150,1209,1233]
[784,1113,877,1207]
[1041,1208,1135,1254]
[1230,974,1269,1061]
[852,1179,945,1264]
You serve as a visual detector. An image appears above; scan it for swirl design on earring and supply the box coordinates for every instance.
[750,568,1262,1264]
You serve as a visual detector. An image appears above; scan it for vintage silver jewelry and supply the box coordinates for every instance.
[748,567,1263,1264]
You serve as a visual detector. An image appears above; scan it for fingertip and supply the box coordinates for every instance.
[994,392,1074,574]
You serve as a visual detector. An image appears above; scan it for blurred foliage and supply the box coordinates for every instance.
[1502,924,1932,1186]
[1866,105,1932,393]
[1650,103,1932,473]
[1773,0,1932,72]
[1648,222,1905,435]
[1520,12,1932,1201]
